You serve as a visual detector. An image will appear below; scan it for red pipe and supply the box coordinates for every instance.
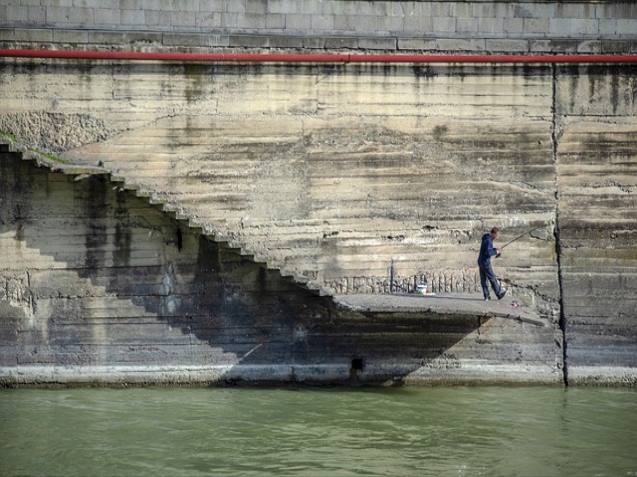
[1,48,637,63]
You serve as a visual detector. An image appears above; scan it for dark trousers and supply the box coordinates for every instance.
[478,261,502,299]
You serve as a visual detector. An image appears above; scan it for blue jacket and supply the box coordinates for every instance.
[478,233,498,266]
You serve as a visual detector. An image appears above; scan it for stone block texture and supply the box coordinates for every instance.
[0,0,636,53]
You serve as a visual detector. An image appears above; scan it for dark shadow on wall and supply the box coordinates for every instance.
[0,152,484,384]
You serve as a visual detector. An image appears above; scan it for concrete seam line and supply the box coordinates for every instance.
[1,49,637,64]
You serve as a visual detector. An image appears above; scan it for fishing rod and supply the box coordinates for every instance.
[499,226,545,251]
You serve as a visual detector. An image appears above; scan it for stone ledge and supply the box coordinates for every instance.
[1,28,636,54]
[0,363,563,387]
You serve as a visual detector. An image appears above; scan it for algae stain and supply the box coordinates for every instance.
[0,129,17,144]
[83,175,108,272]
[113,190,132,268]
[432,125,449,142]
[30,148,71,165]
[610,71,620,114]
[183,63,207,103]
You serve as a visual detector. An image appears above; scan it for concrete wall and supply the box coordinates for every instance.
[0,58,635,384]
[0,60,561,304]
[555,64,637,384]
[0,153,561,385]
[1,1,636,53]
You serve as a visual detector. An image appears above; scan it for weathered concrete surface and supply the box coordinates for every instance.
[0,59,635,384]
[0,152,562,385]
[0,61,560,302]
[1,0,636,54]
[336,293,547,327]
[555,65,637,385]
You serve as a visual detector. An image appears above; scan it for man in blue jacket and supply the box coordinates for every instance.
[478,227,507,301]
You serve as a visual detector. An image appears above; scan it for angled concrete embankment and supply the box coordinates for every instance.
[0,149,560,386]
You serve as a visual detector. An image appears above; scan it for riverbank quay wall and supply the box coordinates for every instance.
[0,56,635,385]
[0,0,636,385]
[0,151,560,385]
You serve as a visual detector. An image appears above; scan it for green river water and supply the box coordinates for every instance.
[1,386,636,477]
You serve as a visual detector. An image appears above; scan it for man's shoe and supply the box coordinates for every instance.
[484,297,490,301]
[497,288,508,300]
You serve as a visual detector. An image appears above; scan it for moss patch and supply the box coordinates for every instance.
[0,129,17,143]
[29,148,71,165]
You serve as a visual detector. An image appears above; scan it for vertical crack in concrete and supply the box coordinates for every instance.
[551,64,568,386]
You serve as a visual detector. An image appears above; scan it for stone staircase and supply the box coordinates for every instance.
[1,109,558,302]
[0,141,334,298]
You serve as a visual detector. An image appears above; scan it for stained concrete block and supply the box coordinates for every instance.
[397,38,438,51]
[9,0,41,5]
[377,15,403,33]
[529,39,579,53]
[357,37,396,51]
[436,38,485,51]
[555,3,592,19]
[237,13,267,30]
[221,12,239,28]
[616,19,637,36]
[228,33,269,48]
[74,0,119,7]
[601,40,631,53]
[199,0,224,12]
[576,40,602,53]
[596,2,637,19]
[478,17,502,34]
[598,19,618,36]
[93,8,121,25]
[514,4,556,19]
[549,18,598,37]
[176,0,200,12]
[267,34,306,48]
[323,36,358,49]
[0,28,15,41]
[311,14,334,31]
[14,27,52,41]
[485,39,528,53]
[451,3,472,18]
[456,18,478,34]
[267,0,298,14]
[285,13,311,31]
[45,6,94,24]
[170,11,197,27]
[523,18,549,35]
[119,0,143,9]
[145,9,172,27]
[401,14,431,33]
[502,18,523,34]
[337,15,379,33]
[246,0,267,15]
[297,0,326,15]
[6,5,46,24]
[88,30,162,44]
[51,29,89,43]
[301,36,323,48]
[430,3,452,17]
[265,13,285,29]
[163,32,213,47]
[120,9,145,26]
[432,17,455,33]
[225,1,246,14]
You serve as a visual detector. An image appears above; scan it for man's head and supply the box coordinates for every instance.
[490,227,500,240]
